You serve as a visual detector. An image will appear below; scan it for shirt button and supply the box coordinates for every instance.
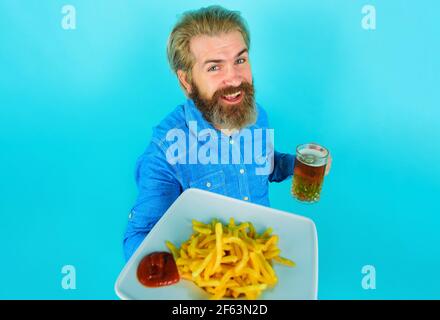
[206,182,211,188]
[239,169,245,174]
[243,196,249,201]
[229,139,234,145]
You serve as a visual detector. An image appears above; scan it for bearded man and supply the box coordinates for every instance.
[123,5,331,260]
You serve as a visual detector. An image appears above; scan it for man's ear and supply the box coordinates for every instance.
[177,70,192,96]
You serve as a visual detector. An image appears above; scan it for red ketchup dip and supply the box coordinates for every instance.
[137,252,180,287]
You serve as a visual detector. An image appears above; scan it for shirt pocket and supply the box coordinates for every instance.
[189,170,226,195]
[252,173,269,198]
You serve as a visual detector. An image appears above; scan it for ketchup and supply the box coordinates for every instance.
[137,252,180,287]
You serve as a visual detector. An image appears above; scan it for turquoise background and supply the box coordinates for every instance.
[1,0,439,299]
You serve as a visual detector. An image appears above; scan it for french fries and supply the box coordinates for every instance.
[166,218,295,300]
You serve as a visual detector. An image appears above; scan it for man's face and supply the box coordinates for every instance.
[179,31,256,130]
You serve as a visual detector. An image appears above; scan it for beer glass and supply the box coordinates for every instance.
[291,143,329,203]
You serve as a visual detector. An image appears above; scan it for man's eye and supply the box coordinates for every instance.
[236,58,246,64]
[208,65,219,72]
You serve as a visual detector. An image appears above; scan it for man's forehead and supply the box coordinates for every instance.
[190,31,247,63]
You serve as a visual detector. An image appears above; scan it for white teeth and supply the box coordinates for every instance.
[224,91,241,99]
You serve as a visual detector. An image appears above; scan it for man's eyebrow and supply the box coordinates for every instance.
[235,48,248,58]
[203,48,248,66]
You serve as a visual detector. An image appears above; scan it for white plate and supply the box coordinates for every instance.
[115,188,318,300]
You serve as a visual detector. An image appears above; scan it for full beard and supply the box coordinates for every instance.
[189,81,257,131]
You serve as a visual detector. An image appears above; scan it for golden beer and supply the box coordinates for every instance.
[291,143,329,203]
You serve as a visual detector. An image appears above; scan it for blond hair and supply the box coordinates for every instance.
[167,5,250,83]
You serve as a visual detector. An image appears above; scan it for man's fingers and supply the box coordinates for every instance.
[325,154,332,176]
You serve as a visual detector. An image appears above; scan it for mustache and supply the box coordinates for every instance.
[212,82,254,100]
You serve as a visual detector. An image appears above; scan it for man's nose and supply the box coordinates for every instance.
[223,66,242,87]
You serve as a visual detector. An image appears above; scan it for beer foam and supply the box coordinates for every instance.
[297,148,328,167]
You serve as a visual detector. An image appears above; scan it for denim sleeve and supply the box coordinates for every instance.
[268,151,295,183]
[123,139,182,261]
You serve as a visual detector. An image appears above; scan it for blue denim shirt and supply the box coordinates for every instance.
[123,99,294,260]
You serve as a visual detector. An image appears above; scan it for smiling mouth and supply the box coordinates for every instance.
[221,91,243,104]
